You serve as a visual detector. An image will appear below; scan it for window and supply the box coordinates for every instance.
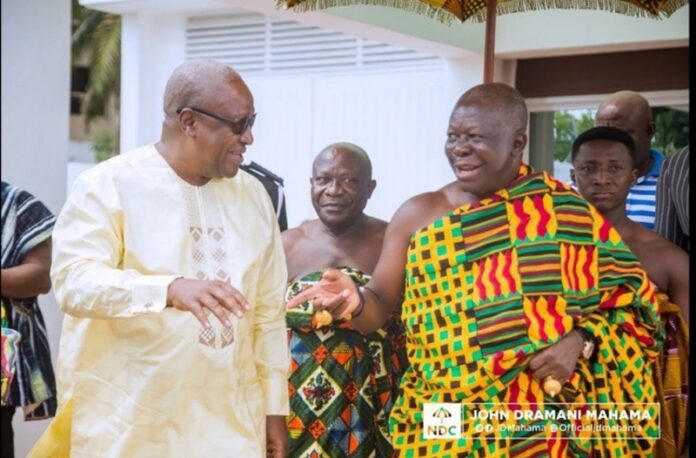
[70,65,89,115]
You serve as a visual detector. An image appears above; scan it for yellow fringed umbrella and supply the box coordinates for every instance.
[276,0,688,83]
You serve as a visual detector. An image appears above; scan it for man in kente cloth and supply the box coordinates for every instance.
[288,83,662,457]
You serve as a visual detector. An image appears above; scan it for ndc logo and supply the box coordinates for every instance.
[423,403,462,439]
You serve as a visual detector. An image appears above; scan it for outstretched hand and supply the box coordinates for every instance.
[286,268,360,320]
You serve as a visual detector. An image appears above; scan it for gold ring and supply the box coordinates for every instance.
[314,310,333,327]
[542,376,562,397]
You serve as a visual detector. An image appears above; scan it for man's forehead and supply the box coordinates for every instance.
[596,103,622,118]
[578,141,632,158]
[213,78,252,99]
[597,100,643,121]
[316,151,360,167]
[314,150,366,172]
[450,102,507,120]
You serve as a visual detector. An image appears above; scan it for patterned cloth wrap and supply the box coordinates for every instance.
[286,267,409,458]
[1,301,21,404]
[391,164,663,457]
[653,293,689,458]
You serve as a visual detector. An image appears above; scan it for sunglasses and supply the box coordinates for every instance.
[176,106,256,135]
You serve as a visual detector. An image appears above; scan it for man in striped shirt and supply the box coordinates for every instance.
[595,90,664,230]
[655,145,689,252]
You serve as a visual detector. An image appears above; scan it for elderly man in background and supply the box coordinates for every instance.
[282,143,407,457]
[594,90,664,230]
[31,60,289,457]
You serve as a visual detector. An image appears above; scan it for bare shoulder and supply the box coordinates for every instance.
[634,226,682,250]
[281,225,302,246]
[282,220,317,249]
[630,228,689,266]
[389,189,452,238]
[653,237,689,262]
[365,215,388,234]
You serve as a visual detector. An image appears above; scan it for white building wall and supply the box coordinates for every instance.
[246,69,456,225]
[1,0,71,455]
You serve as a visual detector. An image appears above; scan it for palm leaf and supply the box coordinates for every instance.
[83,14,121,123]
[71,1,121,130]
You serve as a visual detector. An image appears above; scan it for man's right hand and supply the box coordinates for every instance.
[166,278,251,328]
[286,269,360,320]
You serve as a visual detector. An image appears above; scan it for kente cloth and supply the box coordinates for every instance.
[0,181,57,420]
[29,145,289,457]
[391,163,662,457]
[653,293,689,458]
[286,267,409,458]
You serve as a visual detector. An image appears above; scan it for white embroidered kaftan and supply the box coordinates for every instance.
[34,144,289,457]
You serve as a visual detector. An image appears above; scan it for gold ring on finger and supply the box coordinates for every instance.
[314,310,333,327]
[542,375,562,397]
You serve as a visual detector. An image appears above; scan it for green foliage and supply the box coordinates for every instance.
[72,0,121,127]
[553,110,594,161]
[553,107,690,160]
[91,129,117,162]
[652,107,689,157]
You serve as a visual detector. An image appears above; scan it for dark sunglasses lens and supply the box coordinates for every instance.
[232,113,255,135]
[244,113,256,131]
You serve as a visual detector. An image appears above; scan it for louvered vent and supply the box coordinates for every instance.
[186,13,442,74]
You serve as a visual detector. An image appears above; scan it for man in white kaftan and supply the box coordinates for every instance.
[30,60,289,457]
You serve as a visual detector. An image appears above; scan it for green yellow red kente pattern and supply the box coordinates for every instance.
[391,164,662,457]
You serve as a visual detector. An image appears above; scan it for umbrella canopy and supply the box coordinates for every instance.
[276,0,688,82]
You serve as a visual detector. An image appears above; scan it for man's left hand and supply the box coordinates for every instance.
[528,329,585,388]
[266,415,287,458]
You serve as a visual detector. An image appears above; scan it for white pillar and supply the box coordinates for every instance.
[1,0,70,455]
[1,0,70,214]
[120,13,187,153]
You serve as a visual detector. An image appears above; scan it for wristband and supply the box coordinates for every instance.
[573,325,595,359]
[352,281,366,319]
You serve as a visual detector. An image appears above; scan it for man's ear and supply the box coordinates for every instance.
[570,169,576,184]
[367,179,376,198]
[631,168,639,184]
[647,122,656,139]
[512,131,528,157]
[179,110,197,137]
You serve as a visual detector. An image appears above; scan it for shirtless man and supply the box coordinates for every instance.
[571,125,689,458]
[282,143,407,458]
[570,125,688,319]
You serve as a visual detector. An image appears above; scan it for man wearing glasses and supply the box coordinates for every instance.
[173,108,289,231]
[30,60,289,457]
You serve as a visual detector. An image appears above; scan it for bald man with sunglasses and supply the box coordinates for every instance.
[30,60,289,457]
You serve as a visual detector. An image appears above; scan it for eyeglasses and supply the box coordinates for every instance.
[176,106,256,135]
